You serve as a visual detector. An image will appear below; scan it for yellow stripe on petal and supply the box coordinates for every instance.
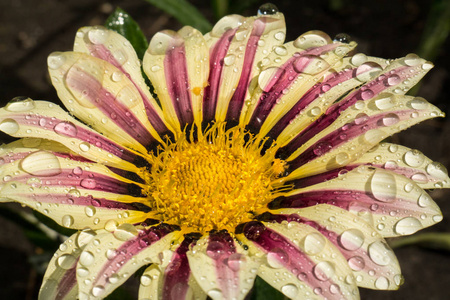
[274,205,402,290]
[0,100,141,172]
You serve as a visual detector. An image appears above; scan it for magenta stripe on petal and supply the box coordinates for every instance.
[203,28,238,124]
[280,65,415,157]
[91,225,175,289]
[225,19,266,122]
[65,67,155,147]
[86,44,169,134]
[268,68,354,139]
[163,234,199,299]
[54,262,77,300]
[287,110,410,170]
[243,222,340,299]
[12,114,138,162]
[164,44,194,127]
[289,166,358,189]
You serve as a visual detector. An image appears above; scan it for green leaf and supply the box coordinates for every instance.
[144,0,212,33]
[250,276,287,300]
[105,7,148,60]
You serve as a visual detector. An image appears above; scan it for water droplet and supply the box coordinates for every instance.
[335,152,350,165]
[404,150,424,167]
[57,254,76,270]
[54,121,78,137]
[333,33,351,43]
[114,223,138,241]
[293,55,330,75]
[258,67,280,92]
[111,71,123,82]
[303,232,326,255]
[385,74,401,86]
[339,229,365,251]
[79,251,95,267]
[77,267,90,277]
[223,54,236,66]
[140,274,152,286]
[433,215,443,222]
[355,62,383,82]
[373,93,395,110]
[375,276,389,289]
[267,247,289,268]
[274,31,285,41]
[0,119,19,135]
[5,97,35,112]
[79,142,90,152]
[360,89,374,100]
[294,30,331,49]
[404,53,422,66]
[409,97,428,110]
[310,106,321,116]
[404,182,414,193]
[48,52,66,69]
[381,113,399,126]
[80,178,97,189]
[417,193,432,208]
[274,45,288,56]
[368,241,391,266]
[370,170,396,202]
[92,285,105,297]
[281,284,298,298]
[348,256,365,271]
[207,289,223,298]
[313,261,335,281]
[422,62,433,70]
[77,229,96,248]
[351,53,368,67]
[20,151,62,176]
[257,3,279,16]
[426,162,448,180]
[85,206,96,217]
[88,27,109,45]
[330,284,341,294]
[62,215,74,227]
[394,217,422,235]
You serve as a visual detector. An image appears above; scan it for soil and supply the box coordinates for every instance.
[0,0,449,299]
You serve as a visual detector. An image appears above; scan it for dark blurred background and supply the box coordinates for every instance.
[0,0,449,299]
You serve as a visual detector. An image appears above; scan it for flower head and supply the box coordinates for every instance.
[0,5,446,300]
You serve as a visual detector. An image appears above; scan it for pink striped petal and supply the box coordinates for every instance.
[239,221,359,299]
[0,100,141,172]
[74,26,171,135]
[187,231,259,300]
[270,166,442,237]
[76,224,178,299]
[266,205,402,290]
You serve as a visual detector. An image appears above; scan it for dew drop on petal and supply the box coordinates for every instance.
[20,151,62,176]
[418,193,432,208]
[57,254,76,270]
[333,33,351,43]
[77,267,90,277]
[79,251,95,267]
[62,215,74,227]
[227,253,245,272]
[426,162,448,181]
[140,274,152,286]
[92,285,105,297]
[381,113,400,126]
[207,289,223,299]
[267,247,289,268]
[348,256,365,271]
[48,52,66,69]
[404,53,422,66]
[303,232,326,255]
[294,30,331,49]
[351,53,368,66]
[257,3,279,16]
[355,62,383,82]
[394,217,422,235]
[403,150,425,167]
[409,97,428,110]
[85,206,96,217]
[281,284,299,298]
[5,97,35,112]
[88,27,109,45]
[368,241,391,266]
[313,261,335,281]
[370,170,397,202]
[373,93,395,110]
[223,54,236,66]
[385,74,401,86]
[77,229,96,248]
[79,142,91,152]
[339,228,365,251]
[258,67,280,92]
[0,119,19,135]
[113,223,139,241]
[375,276,390,289]
[54,121,78,137]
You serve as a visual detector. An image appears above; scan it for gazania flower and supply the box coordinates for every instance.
[0,4,446,300]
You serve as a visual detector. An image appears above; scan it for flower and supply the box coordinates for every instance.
[0,4,446,300]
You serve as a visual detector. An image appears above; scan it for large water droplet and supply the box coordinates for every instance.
[92,285,105,297]
[80,178,97,189]
[0,119,19,135]
[370,170,397,202]
[57,254,76,270]
[281,284,299,298]
[113,223,138,241]
[20,151,62,176]
[267,247,289,268]
[385,74,401,86]
[294,55,330,75]
[333,33,351,43]
[227,253,244,272]
[79,251,95,267]
[394,217,422,235]
[293,30,331,49]
[85,206,96,217]
[54,121,78,137]
[403,150,425,167]
[223,54,236,66]
[257,3,279,16]
[380,113,400,126]
[5,97,35,112]
[313,261,335,281]
[404,53,422,66]
[351,53,368,67]
[355,62,383,82]
[374,276,390,289]
[426,162,448,181]
[207,289,223,299]
[88,27,109,45]
[48,52,66,69]
[258,67,281,92]
[303,232,326,255]
[373,93,395,110]
[348,256,365,271]
[62,215,74,227]
[339,229,365,251]
[77,229,96,248]
[417,193,432,208]
[140,274,152,286]
[368,241,392,266]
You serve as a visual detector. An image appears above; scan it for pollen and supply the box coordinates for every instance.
[144,124,287,233]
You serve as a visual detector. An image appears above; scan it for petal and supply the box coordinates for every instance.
[238,221,359,299]
[187,231,259,300]
[48,51,160,152]
[270,166,442,237]
[351,142,450,189]
[202,13,286,124]
[279,56,434,166]
[244,38,356,137]
[269,204,402,290]
[139,234,207,300]
[0,142,149,229]
[0,100,141,172]
[76,224,179,299]
[284,94,442,180]
[143,26,209,132]
[39,230,97,300]
[73,26,171,135]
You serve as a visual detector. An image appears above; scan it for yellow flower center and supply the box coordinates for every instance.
[144,124,287,233]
